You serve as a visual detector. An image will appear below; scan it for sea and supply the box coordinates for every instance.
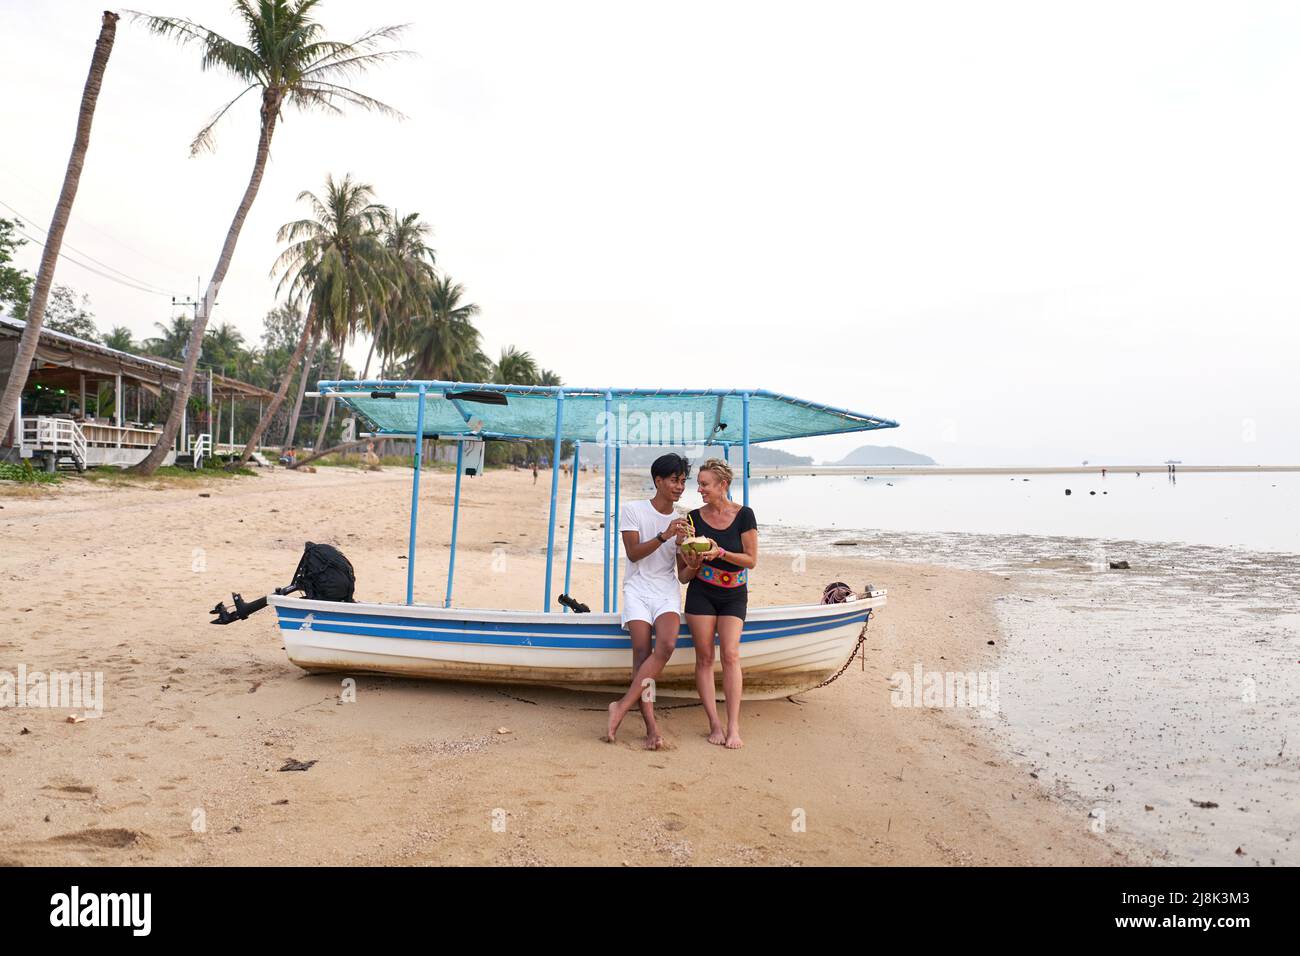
[726,470,1299,865]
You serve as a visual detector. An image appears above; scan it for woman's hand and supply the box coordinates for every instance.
[682,546,705,571]
[700,539,722,562]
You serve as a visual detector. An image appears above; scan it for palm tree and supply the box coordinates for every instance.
[276,175,391,451]
[0,12,119,446]
[493,345,539,386]
[129,0,407,474]
[101,325,137,353]
[408,273,481,380]
[363,209,436,379]
[143,315,194,359]
[204,321,246,375]
[281,323,321,447]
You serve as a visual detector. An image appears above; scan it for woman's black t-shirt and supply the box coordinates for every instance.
[689,505,757,589]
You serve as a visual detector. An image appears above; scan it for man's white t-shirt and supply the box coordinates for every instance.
[619,499,679,600]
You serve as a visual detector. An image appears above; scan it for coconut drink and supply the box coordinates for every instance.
[678,510,713,552]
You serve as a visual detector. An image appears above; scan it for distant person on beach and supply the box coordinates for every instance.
[606,454,691,749]
[532,462,538,484]
[681,458,759,749]
[279,446,296,467]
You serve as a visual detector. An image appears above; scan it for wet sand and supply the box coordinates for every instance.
[0,467,1131,865]
[766,524,1300,865]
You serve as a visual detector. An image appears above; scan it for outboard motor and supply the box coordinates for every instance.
[210,541,356,624]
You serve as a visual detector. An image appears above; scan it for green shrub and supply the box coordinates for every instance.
[0,460,61,484]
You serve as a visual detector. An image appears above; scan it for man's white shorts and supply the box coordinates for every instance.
[621,587,681,630]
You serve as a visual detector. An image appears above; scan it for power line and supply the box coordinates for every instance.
[13,226,176,297]
[0,163,192,282]
[1,197,179,297]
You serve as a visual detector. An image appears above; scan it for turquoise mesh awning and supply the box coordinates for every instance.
[321,381,898,445]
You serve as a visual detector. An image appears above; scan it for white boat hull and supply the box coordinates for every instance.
[268,594,884,699]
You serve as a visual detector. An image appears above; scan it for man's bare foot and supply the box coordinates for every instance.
[706,723,726,745]
[606,701,623,742]
[644,732,663,750]
[724,728,744,749]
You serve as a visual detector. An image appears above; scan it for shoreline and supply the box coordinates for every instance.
[753,464,1300,477]
[0,467,1135,865]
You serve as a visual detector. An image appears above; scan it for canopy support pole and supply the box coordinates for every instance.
[405,385,427,605]
[444,439,464,608]
[602,391,612,612]
[613,445,621,613]
[562,440,580,611]
[543,390,565,611]
[742,393,751,506]
[724,442,732,500]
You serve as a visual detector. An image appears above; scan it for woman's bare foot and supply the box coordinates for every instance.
[706,723,726,745]
[724,728,744,749]
[644,732,663,750]
[606,701,623,742]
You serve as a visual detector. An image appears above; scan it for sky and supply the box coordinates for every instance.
[1,0,1297,465]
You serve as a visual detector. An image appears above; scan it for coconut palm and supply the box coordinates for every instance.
[277,175,391,451]
[407,273,482,379]
[361,208,436,379]
[143,315,195,359]
[101,325,137,353]
[281,324,321,447]
[129,0,407,474]
[0,12,119,442]
[493,345,539,386]
[204,321,246,375]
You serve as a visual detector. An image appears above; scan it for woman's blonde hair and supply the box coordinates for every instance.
[698,457,733,486]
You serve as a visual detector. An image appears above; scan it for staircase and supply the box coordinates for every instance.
[177,433,213,470]
[22,417,86,472]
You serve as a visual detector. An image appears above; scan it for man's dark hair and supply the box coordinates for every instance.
[651,453,691,481]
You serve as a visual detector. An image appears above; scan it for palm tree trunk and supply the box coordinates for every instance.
[0,12,118,446]
[132,88,282,474]
[233,299,316,467]
[313,349,346,452]
[361,312,385,379]
[283,324,321,448]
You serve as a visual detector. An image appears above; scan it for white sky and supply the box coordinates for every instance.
[2,0,1297,465]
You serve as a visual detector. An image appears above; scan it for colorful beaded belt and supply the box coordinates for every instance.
[697,564,747,588]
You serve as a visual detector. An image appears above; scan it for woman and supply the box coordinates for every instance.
[679,458,758,749]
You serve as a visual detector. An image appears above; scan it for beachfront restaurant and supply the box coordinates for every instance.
[0,317,276,470]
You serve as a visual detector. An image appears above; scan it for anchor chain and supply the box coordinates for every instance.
[813,608,873,689]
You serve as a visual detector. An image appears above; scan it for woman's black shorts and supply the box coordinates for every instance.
[685,582,748,621]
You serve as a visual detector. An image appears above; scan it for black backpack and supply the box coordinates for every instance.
[287,542,357,602]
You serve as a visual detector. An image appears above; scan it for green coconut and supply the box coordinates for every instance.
[681,537,713,553]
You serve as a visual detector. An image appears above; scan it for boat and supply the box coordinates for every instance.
[268,382,899,699]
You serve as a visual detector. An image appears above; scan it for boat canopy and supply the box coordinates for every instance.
[317,381,899,445]
[316,379,899,614]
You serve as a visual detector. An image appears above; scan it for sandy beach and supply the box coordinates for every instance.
[0,466,1133,866]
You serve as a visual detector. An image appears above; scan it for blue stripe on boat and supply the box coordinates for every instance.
[273,605,870,649]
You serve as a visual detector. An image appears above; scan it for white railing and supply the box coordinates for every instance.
[21,416,86,466]
[189,433,212,469]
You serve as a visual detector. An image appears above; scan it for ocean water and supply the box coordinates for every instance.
[743,471,1300,554]
[729,471,1300,865]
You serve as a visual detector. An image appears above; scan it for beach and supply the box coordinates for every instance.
[0,466,1132,866]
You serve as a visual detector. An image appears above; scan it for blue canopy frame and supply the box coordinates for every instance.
[317,380,899,613]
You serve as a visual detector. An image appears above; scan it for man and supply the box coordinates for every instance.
[606,454,691,748]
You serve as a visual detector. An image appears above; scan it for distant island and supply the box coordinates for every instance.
[824,445,937,466]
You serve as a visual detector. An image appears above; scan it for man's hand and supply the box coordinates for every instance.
[664,518,689,542]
